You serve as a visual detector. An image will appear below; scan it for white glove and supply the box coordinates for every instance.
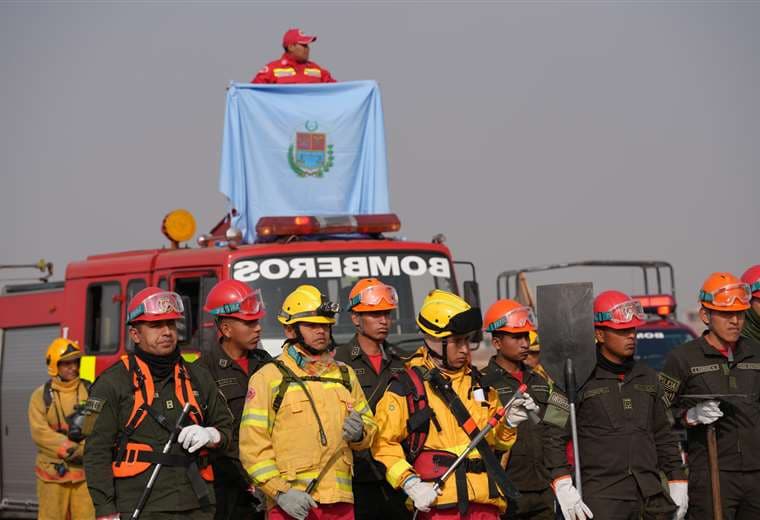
[506,393,539,427]
[96,515,121,520]
[668,480,688,520]
[685,400,723,426]
[552,476,593,520]
[275,488,317,520]
[178,425,221,453]
[402,476,441,512]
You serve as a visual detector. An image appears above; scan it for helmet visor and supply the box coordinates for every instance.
[596,300,646,324]
[486,306,537,332]
[349,284,398,310]
[700,283,751,307]
[128,291,184,322]
[209,288,265,316]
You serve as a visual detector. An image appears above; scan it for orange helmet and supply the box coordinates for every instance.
[699,272,751,312]
[347,278,398,312]
[741,265,760,299]
[483,299,537,334]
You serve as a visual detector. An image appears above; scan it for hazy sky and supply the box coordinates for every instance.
[1,1,758,318]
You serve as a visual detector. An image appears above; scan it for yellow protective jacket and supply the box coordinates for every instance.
[371,348,517,512]
[239,344,377,506]
[28,377,89,483]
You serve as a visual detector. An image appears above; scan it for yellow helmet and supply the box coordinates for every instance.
[277,285,339,325]
[45,338,82,377]
[528,331,541,352]
[416,290,482,338]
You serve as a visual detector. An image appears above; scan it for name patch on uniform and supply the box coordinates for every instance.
[634,384,657,394]
[547,391,569,411]
[737,363,760,370]
[583,387,610,399]
[690,364,721,375]
[216,378,238,387]
[84,398,104,413]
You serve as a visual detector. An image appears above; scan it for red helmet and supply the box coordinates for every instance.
[741,265,760,299]
[483,299,537,334]
[699,272,751,312]
[127,287,184,324]
[593,290,646,330]
[204,280,265,321]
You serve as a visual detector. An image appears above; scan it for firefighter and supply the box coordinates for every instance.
[252,28,336,84]
[83,287,234,520]
[200,279,271,520]
[372,289,538,520]
[239,284,377,520]
[334,278,410,519]
[660,272,760,518]
[543,290,687,520]
[741,264,760,343]
[479,300,553,519]
[28,337,95,519]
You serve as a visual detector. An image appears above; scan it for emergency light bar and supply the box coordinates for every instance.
[634,294,676,317]
[256,213,401,238]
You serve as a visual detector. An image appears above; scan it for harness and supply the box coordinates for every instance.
[43,379,90,433]
[392,365,518,513]
[112,355,213,505]
[267,357,352,447]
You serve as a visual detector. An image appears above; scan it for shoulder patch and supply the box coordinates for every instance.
[658,372,681,408]
[547,390,569,411]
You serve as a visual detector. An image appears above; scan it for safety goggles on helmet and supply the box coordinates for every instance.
[208,288,265,317]
[127,291,184,322]
[699,283,752,308]
[594,299,646,324]
[485,306,537,332]
[347,284,398,310]
[280,298,341,322]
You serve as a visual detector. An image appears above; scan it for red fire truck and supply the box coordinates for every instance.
[0,211,481,516]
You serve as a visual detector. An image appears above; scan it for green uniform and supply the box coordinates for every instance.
[199,345,271,520]
[83,356,233,518]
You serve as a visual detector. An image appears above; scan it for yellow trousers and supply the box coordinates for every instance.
[36,478,95,520]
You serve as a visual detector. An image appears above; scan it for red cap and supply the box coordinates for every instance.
[283,28,317,47]
[741,265,760,298]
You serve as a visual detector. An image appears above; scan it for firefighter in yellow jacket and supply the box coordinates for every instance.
[28,338,95,519]
[371,290,538,520]
[239,285,377,520]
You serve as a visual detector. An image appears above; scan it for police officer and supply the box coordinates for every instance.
[480,300,553,519]
[334,278,409,519]
[372,290,538,520]
[543,290,687,520]
[252,28,336,84]
[741,264,760,343]
[660,272,760,518]
[239,285,377,520]
[200,280,270,520]
[29,338,95,519]
[83,287,234,520]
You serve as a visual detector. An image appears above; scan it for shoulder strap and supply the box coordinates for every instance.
[392,366,439,462]
[43,380,53,411]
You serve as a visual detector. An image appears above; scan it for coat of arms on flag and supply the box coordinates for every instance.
[288,121,334,177]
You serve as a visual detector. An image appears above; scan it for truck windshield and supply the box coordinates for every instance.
[635,329,696,371]
[231,251,455,346]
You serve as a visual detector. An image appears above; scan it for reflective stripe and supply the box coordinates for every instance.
[335,470,352,492]
[79,355,96,383]
[354,400,371,414]
[240,408,269,428]
[387,458,413,487]
[247,459,280,484]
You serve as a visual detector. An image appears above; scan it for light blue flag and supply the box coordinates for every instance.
[219,81,390,242]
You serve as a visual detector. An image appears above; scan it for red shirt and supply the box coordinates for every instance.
[367,353,383,374]
[234,357,249,374]
[252,53,336,84]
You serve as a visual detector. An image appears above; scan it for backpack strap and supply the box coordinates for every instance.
[43,380,53,411]
[389,366,440,463]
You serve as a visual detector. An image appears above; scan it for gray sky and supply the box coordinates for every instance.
[1,1,758,318]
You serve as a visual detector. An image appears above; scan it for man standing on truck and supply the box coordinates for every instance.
[200,280,271,520]
[372,289,538,519]
[661,272,760,518]
[479,299,553,520]
[83,287,234,520]
[252,28,336,84]
[239,284,377,520]
[741,264,760,343]
[543,290,687,520]
[28,337,95,519]
[334,278,410,519]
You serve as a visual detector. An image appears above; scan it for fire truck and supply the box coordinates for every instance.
[0,211,481,516]
[496,260,698,370]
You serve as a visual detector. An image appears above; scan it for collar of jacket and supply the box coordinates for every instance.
[593,359,647,382]
[411,345,471,380]
[485,355,532,380]
[698,333,755,362]
[50,376,82,392]
[278,52,316,68]
[347,334,396,361]
[286,343,337,372]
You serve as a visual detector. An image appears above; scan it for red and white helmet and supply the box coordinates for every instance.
[204,280,265,321]
[593,290,646,330]
[127,287,184,324]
